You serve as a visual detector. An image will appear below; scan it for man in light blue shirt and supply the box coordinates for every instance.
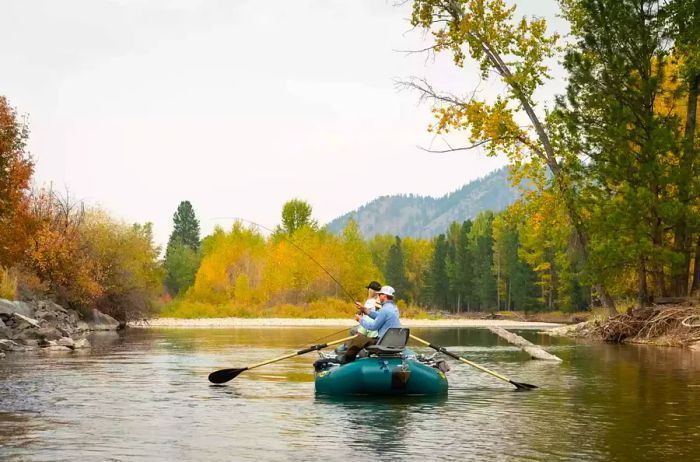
[340,285,401,364]
[356,285,400,338]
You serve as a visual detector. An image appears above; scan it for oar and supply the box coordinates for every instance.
[409,334,538,391]
[208,335,356,384]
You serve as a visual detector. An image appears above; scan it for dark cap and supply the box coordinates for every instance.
[365,281,382,291]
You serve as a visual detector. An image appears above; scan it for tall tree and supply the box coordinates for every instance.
[279,199,318,235]
[665,0,700,294]
[167,201,200,251]
[470,211,497,310]
[407,0,617,313]
[163,242,199,296]
[0,96,34,267]
[556,0,683,304]
[164,201,201,296]
[446,221,473,312]
[385,236,410,301]
[427,234,450,308]
[493,214,520,310]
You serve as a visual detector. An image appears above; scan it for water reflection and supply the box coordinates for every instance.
[1,327,699,461]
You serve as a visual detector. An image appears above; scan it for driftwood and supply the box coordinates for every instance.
[594,305,700,345]
[652,297,691,305]
[488,326,562,362]
[12,312,41,328]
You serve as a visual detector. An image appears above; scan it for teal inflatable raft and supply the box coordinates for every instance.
[313,328,449,396]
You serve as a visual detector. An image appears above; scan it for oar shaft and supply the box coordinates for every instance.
[410,334,511,384]
[248,351,302,370]
[247,335,356,370]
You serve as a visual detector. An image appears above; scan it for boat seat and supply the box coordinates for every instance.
[365,328,410,357]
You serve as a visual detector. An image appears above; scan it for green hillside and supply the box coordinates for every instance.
[326,167,519,238]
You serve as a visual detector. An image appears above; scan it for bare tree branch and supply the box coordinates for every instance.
[395,76,481,108]
[417,138,494,153]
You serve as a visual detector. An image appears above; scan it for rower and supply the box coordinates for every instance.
[340,285,401,364]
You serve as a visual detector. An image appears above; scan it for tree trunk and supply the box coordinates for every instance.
[496,255,501,310]
[651,216,667,298]
[672,73,699,296]
[487,327,562,361]
[507,280,512,311]
[638,257,648,309]
[441,3,617,315]
[692,235,700,294]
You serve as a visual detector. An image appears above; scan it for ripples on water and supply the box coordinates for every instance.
[1,327,699,461]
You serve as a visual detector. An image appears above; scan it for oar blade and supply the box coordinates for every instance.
[510,380,538,391]
[208,367,247,384]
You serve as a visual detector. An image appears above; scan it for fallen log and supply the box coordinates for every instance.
[488,326,562,362]
[12,312,41,328]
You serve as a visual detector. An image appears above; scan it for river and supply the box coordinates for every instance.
[1,327,699,461]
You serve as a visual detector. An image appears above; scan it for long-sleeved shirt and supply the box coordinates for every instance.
[359,300,400,338]
[357,297,381,338]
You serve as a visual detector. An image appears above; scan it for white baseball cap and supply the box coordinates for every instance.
[378,285,395,297]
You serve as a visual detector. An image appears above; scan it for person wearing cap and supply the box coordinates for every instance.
[354,281,382,339]
[340,285,401,364]
[334,281,382,362]
[356,285,400,338]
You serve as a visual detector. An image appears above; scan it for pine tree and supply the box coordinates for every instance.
[427,234,450,309]
[163,242,199,296]
[470,211,497,310]
[385,236,410,301]
[446,221,473,312]
[167,201,201,252]
[164,201,201,296]
[556,0,688,302]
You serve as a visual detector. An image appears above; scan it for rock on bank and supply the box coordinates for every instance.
[0,298,120,355]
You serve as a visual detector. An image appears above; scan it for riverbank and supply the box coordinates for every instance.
[547,303,700,349]
[0,298,120,356]
[130,317,562,329]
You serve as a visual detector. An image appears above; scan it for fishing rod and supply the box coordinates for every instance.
[210,216,359,305]
[210,217,363,344]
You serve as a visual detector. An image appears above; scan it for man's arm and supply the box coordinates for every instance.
[360,309,385,331]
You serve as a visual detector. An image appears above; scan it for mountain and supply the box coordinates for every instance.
[325,167,520,238]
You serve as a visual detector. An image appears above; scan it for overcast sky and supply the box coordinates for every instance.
[0,0,566,247]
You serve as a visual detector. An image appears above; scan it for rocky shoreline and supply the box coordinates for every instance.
[0,298,120,357]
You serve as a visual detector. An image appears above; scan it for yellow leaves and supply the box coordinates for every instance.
[429,96,527,162]
[185,223,381,311]
[0,266,18,300]
[653,53,699,139]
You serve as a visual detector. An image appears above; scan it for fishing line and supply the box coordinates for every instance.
[210,216,357,303]
[210,217,362,345]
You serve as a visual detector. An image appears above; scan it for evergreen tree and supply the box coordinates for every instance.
[446,221,473,312]
[556,0,686,302]
[510,260,541,312]
[164,201,201,296]
[470,211,497,310]
[167,201,201,251]
[427,234,450,308]
[385,236,410,301]
[163,242,199,296]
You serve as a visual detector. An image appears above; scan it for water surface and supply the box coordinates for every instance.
[1,327,699,461]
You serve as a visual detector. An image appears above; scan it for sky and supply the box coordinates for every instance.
[0,0,566,248]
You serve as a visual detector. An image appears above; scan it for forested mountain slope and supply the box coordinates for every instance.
[326,167,519,238]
